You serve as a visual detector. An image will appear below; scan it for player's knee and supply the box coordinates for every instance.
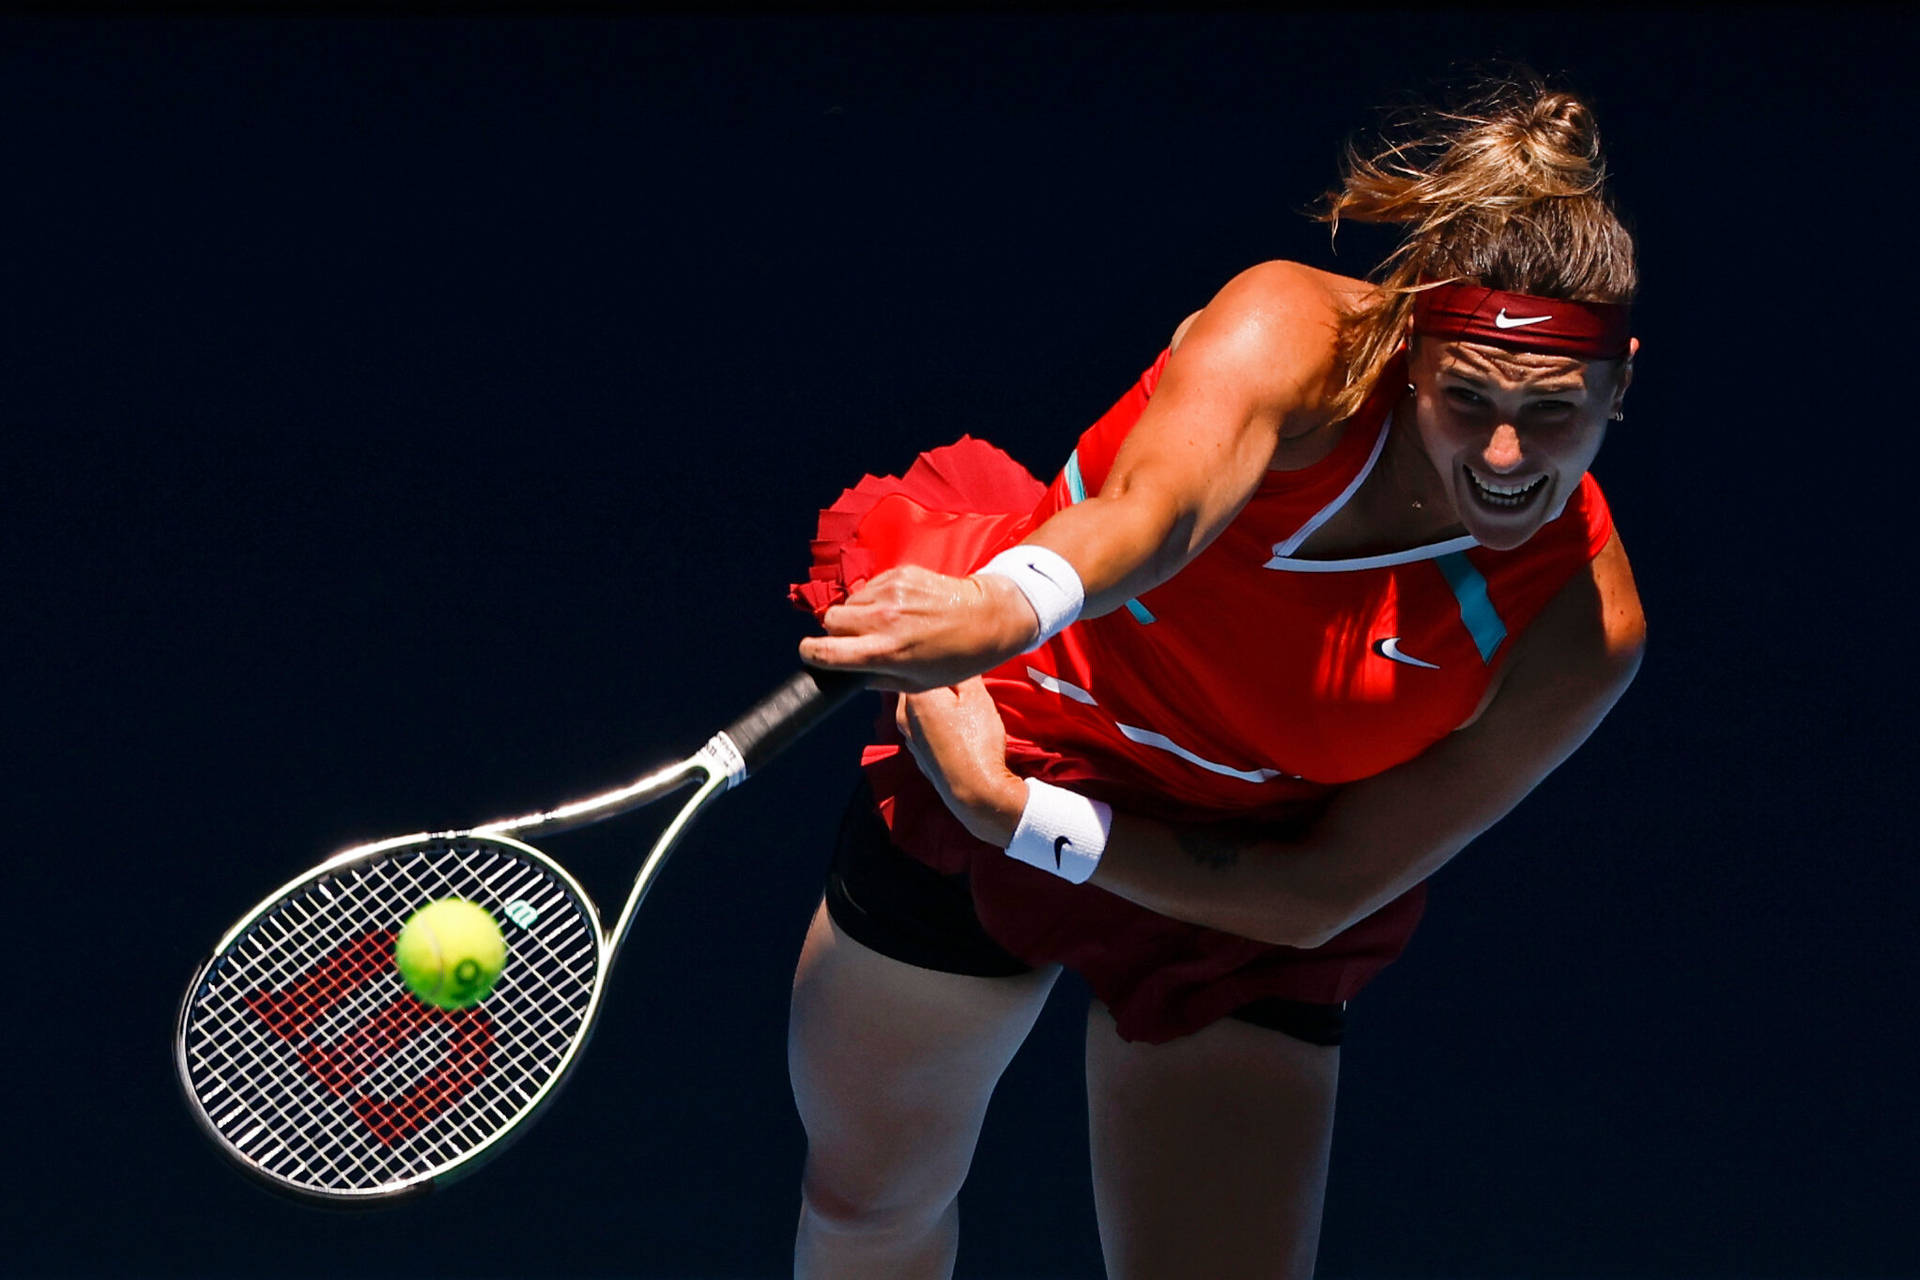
[799,1164,957,1238]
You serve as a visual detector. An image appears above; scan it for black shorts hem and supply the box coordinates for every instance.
[1228,995,1346,1046]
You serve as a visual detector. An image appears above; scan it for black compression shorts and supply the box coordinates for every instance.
[823,782,1346,1047]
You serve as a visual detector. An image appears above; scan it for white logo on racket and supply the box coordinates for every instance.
[503,899,540,929]
[698,731,750,789]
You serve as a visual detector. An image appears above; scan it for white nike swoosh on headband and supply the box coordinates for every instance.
[1492,309,1553,329]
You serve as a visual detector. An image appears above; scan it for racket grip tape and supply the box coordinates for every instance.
[721,667,866,778]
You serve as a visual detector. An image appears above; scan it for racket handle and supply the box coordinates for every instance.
[722,667,867,778]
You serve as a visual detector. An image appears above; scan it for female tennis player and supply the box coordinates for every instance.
[786,75,1644,1279]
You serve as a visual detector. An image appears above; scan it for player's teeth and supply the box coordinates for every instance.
[1467,470,1545,506]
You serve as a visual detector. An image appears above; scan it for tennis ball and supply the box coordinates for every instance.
[394,899,507,1009]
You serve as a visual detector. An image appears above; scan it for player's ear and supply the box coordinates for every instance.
[1609,337,1638,417]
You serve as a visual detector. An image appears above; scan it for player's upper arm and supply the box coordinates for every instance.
[1292,530,1647,945]
[1089,262,1343,578]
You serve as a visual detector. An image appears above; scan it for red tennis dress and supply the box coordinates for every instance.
[793,350,1615,1042]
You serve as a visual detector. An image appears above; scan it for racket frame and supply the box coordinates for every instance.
[176,667,860,1205]
[174,747,731,1204]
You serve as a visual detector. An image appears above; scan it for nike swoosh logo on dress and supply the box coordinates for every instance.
[1372,637,1440,670]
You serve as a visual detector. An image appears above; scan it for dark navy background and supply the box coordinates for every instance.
[9,12,1915,1278]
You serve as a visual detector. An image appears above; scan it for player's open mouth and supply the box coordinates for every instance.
[1464,467,1547,511]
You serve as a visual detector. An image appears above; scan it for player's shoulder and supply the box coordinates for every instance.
[1225,259,1365,310]
[1166,261,1366,410]
[1176,260,1355,332]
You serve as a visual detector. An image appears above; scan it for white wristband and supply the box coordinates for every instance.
[976,545,1085,651]
[1005,778,1110,884]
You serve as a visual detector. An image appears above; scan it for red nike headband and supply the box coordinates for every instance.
[1410,283,1632,359]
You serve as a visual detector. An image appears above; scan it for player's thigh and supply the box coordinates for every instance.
[789,898,1060,1214]
[1085,1000,1339,1280]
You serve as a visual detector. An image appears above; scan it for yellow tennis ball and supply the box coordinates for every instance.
[394,899,507,1009]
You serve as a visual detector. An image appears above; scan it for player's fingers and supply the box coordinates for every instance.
[896,684,961,736]
[815,602,877,637]
[896,688,961,783]
[833,567,922,613]
[817,599,933,640]
[796,638,942,694]
[950,675,992,707]
[797,632,896,670]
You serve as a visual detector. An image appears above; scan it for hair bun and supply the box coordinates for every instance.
[1514,89,1603,190]
[1527,90,1597,146]
[1462,82,1604,202]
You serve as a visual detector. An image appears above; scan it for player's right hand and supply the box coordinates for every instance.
[895,677,1024,846]
[798,565,1038,693]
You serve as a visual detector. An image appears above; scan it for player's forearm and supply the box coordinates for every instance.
[953,774,1390,951]
[1089,812,1380,950]
[956,770,1445,950]
[1019,489,1196,620]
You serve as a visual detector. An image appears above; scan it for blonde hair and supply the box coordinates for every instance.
[1319,75,1639,421]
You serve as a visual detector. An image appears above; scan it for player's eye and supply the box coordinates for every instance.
[1444,386,1486,408]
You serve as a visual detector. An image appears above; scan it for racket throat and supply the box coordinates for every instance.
[603,765,732,968]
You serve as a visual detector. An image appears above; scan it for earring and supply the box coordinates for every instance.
[1407,383,1417,396]
[1610,410,1625,422]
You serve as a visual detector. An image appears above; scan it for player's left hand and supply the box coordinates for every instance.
[895,677,1026,847]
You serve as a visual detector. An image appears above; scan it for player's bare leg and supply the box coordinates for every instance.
[789,899,1059,1280]
[1085,1000,1340,1280]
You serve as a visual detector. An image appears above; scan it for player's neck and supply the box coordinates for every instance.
[1289,410,1465,560]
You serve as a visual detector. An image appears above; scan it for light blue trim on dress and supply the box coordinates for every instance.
[1065,449,1088,503]
[1063,449,1156,624]
[1435,551,1507,663]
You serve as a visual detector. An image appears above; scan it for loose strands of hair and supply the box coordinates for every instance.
[1317,76,1639,422]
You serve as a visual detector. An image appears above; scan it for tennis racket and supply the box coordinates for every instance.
[174,666,864,1205]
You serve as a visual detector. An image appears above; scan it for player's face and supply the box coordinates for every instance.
[1406,337,1634,551]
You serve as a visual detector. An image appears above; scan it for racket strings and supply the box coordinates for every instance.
[180,838,602,1195]
[191,849,583,1183]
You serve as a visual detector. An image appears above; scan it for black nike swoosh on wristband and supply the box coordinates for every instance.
[1053,835,1072,868]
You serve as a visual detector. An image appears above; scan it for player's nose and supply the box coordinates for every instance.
[1481,422,1524,473]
